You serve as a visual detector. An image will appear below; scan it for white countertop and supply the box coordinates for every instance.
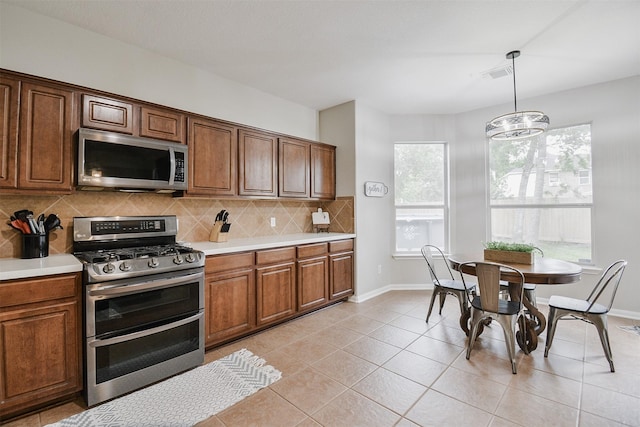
[0,254,84,281]
[190,232,356,256]
[0,233,356,281]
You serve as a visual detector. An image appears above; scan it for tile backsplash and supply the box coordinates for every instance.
[0,193,354,259]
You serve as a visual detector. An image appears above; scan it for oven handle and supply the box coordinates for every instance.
[89,311,203,347]
[88,271,203,298]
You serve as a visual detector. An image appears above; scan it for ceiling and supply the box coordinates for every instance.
[5,0,640,115]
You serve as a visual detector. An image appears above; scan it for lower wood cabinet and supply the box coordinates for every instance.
[329,240,354,300]
[204,239,354,349]
[0,273,81,421]
[204,252,255,347]
[255,247,296,326]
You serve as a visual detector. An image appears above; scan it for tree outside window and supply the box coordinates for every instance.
[489,124,593,263]
[394,142,448,253]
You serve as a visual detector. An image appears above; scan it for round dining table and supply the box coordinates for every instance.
[447,253,582,350]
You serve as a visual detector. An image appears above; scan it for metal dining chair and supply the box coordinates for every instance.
[421,245,476,333]
[544,259,627,372]
[459,261,526,374]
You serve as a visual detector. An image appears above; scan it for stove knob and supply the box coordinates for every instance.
[174,255,184,265]
[185,253,196,263]
[148,257,160,268]
[119,261,132,272]
[103,263,116,274]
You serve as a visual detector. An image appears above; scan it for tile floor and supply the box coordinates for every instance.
[5,290,640,427]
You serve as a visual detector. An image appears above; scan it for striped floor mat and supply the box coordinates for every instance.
[47,349,282,427]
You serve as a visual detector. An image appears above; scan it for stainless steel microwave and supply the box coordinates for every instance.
[77,128,188,192]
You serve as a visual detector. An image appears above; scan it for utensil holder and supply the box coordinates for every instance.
[22,234,49,259]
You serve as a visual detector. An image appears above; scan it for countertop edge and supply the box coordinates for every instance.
[0,254,84,281]
[190,233,356,256]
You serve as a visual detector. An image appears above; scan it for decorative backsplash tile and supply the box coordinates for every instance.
[0,194,354,259]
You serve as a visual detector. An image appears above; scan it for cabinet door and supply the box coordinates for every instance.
[330,251,354,300]
[310,144,336,200]
[0,76,19,189]
[18,82,75,192]
[256,262,296,326]
[188,117,237,196]
[204,268,255,346]
[279,137,310,198]
[140,106,185,143]
[0,300,80,416]
[238,129,277,197]
[297,256,329,311]
[81,94,134,134]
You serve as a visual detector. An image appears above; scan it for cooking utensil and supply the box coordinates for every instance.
[10,219,31,234]
[44,214,63,232]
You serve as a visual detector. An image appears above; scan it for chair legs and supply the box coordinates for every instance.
[426,288,467,323]
[466,308,519,374]
[544,306,558,357]
[545,308,615,372]
[590,314,614,372]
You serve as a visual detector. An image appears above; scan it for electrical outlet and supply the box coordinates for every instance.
[377,264,382,274]
[270,217,276,227]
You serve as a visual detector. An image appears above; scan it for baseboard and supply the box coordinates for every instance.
[349,283,430,303]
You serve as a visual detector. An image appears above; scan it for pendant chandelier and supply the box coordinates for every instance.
[486,50,549,140]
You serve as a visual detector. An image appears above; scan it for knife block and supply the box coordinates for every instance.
[209,222,228,242]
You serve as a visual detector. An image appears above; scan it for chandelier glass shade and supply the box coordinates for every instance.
[486,51,549,140]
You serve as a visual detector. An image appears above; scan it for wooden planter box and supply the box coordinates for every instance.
[484,249,534,265]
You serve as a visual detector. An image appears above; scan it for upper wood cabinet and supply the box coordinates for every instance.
[140,106,185,143]
[238,129,278,197]
[279,137,310,198]
[81,94,185,143]
[18,82,75,192]
[0,76,19,189]
[311,144,336,200]
[187,117,238,196]
[82,94,135,134]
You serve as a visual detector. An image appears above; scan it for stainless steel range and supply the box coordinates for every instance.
[73,215,205,407]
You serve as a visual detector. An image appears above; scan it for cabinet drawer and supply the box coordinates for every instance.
[206,252,254,274]
[297,243,328,258]
[0,274,79,308]
[256,247,296,265]
[82,94,134,134]
[329,239,353,253]
[140,106,185,143]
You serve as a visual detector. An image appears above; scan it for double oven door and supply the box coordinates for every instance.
[84,268,204,406]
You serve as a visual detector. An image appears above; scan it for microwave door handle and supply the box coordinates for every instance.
[168,147,176,185]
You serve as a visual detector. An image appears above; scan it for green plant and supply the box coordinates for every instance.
[483,241,536,253]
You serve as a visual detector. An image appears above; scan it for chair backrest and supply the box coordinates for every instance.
[587,259,627,311]
[421,245,454,285]
[459,261,525,313]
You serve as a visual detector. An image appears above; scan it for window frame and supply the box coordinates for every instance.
[393,141,450,256]
[486,123,594,265]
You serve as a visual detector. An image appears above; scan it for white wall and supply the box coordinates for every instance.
[352,103,393,298]
[0,3,317,140]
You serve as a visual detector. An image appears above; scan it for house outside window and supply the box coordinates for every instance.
[488,123,593,263]
[394,142,449,254]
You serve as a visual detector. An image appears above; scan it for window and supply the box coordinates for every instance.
[394,142,449,253]
[488,124,593,263]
